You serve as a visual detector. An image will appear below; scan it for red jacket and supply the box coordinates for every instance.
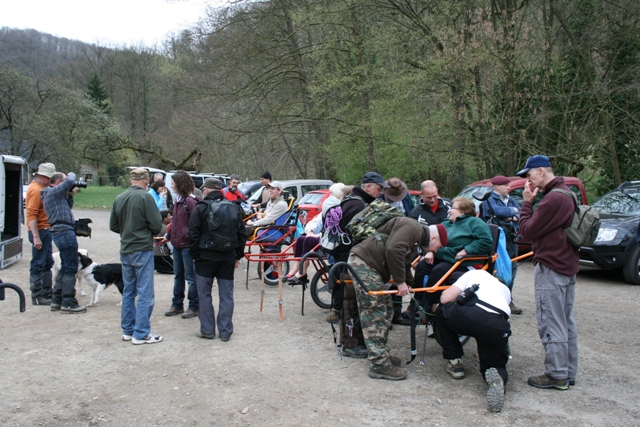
[223,187,246,202]
[519,177,579,276]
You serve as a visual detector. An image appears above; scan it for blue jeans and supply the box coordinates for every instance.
[171,247,198,311]
[51,229,78,275]
[28,229,54,276]
[121,251,155,340]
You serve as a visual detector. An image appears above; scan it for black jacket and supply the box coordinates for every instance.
[188,191,247,262]
[333,186,376,262]
[408,197,452,225]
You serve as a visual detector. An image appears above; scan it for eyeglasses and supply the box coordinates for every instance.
[450,206,460,211]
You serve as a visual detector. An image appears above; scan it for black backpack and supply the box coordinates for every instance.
[199,199,241,252]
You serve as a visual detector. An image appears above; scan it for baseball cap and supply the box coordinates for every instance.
[516,155,552,177]
[362,172,389,188]
[130,168,149,180]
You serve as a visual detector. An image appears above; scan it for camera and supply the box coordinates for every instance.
[456,283,480,305]
[74,181,88,189]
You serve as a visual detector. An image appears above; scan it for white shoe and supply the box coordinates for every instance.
[132,334,163,345]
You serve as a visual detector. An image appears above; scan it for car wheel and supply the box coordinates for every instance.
[622,246,640,285]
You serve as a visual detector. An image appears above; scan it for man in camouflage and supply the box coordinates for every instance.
[348,218,448,380]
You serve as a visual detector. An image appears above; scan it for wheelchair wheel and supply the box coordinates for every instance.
[310,269,332,310]
[256,260,289,286]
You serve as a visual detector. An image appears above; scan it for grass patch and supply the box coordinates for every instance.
[73,185,127,210]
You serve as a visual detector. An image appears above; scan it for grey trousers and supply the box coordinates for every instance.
[534,263,578,380]
[195,272,234,339]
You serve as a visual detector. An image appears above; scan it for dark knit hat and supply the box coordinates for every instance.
[261,171,272,180]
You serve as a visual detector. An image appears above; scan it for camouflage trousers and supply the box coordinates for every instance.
[348,253,393,368]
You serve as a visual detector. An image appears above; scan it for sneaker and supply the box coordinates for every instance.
[485,368,505,412]
[122,334,133,341]
[220,336,230,342]
[326,309,339,323]
[427,324,435,338]
[509,301,523,315]
[342,345,368,359]
[369,364,407,381]
[196,331,215,339]
[446,358,465,379]
[181,309,198,319]
[527,373,569,390]
[132,334,163,345]
[165,306,184,316]
[568,378,576,386]
[390,355,402,367]
[60,305,87,314]
[50,303,61,311]
[32,297,52,306]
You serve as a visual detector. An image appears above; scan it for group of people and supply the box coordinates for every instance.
[26,155,579,412]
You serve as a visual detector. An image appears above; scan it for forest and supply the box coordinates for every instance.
[1,0,639,197]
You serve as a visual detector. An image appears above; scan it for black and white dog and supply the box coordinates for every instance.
[78,253,124,306]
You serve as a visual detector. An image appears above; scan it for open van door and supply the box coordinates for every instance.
[0,155,27,268]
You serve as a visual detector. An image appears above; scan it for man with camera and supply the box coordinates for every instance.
[435,269,511,412]
[42,172,85,314]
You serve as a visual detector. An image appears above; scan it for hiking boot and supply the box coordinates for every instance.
[181,309,198,319]
[60,305,87,314]
[342,345,368,359]
[569,378,576,386]
[509,301,523,315]
[220,336,230,342]
[165,306,184,316]
[50,303,61,311]
[326,309,339,323]
[446,358,465,379]
[132,334,163,345]
[391,313,412,326]
[369,364,407,381]
[196,331,215,339]
[527,374,569,390]
[390,355,402,367]
[485,368,505,412]
[32,297,52,306]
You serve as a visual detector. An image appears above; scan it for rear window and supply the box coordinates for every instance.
[299,193,325,205]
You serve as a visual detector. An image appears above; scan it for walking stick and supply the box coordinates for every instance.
[259,261,265,312]
[277,260,284,321]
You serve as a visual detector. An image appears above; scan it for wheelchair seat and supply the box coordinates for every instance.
[251,195,296,243]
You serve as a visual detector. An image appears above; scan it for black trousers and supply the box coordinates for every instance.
[437,302,511,383]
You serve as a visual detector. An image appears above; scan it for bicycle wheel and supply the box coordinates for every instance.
[310,269,332,309]
[257,260,289,286]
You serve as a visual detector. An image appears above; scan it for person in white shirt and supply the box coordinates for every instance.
[436,269,512,412]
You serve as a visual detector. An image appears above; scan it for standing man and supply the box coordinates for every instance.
[348,218,447,380]
[481,175,523,314]
[188,178,247,341]
[252,171,273,210]
[26,163,56,305]
[42,172,84,314]
[436,269,511,412]
[223,174,246,204]
[517,155,578,390]
[409,180,452,225]
[110,168,164,344]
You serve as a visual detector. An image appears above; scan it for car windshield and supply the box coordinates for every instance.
[592,190,640,215]
[299,192,325,205]
[457,185,492,212]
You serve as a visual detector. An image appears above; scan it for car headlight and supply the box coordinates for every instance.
[594,228,618,242]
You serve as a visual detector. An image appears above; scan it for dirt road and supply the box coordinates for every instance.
[1,209,639,426]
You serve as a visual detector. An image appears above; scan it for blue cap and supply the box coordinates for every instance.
[516,155,552,177]
[362,171,389,188]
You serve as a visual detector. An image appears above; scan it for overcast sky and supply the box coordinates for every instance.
[0,0,225,46]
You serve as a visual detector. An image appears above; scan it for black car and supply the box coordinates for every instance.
[579,181,640,285]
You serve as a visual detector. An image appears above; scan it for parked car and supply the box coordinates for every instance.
[246,179,333,207]
[297,189,330,226]
[238,180,262,200]
[579,181,640,285]
[457,176,588,213]
[456,175,589,254]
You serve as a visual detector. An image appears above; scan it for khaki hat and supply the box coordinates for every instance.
[201,178,223,190]
[34,163,56,178]
[269,181,284,191]
[130,168,149,180]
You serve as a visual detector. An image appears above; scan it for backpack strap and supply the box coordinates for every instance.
[549,188,578,209]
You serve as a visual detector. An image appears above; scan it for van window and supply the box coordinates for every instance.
[301,184,331,196]
[285,186,297,200]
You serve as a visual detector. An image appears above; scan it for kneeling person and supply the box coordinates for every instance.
[189,178,247,341]
[348,218,447,380]
[436,269,511,412]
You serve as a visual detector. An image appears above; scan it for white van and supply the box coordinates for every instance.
[1,155,27,268]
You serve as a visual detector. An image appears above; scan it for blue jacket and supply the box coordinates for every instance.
[481,191,521,233]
